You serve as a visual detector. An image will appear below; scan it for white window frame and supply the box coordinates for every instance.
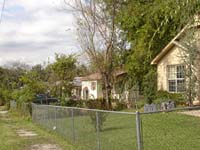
[167,65,185,93]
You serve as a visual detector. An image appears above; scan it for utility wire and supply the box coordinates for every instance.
[0,0,6,25]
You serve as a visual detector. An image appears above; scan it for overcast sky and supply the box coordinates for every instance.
[0,0,80,66]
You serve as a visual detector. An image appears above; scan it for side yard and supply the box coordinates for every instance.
[32,104,200,150]
[0,108,74,150]
[2,105,200,150]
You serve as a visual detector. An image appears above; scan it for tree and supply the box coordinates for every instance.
[177,18,200,105]
[0,62,31,106]
[143,68,157,104]
[47,54,77,100]
[67,0,120,109]
[106,0,200,94]
[76,63,89,76]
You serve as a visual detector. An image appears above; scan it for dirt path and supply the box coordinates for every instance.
[0,109,71,150]
[0,110,8,114]
[31,144,61,150]
[180,110,200,117]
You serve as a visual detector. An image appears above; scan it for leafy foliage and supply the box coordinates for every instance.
[0,54,87,108]
[101,0,200,104]
[155,91,185,105]
[112,0,200,91]
[47,54,77,100]
[143,69,157,104]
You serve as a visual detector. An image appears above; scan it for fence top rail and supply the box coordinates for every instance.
[140,106,200,115]
[31,103,136,115]
[32,103,200,115]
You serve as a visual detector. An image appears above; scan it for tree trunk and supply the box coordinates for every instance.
[103,73,112,110]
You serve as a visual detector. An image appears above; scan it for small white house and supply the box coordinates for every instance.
[81,73,103,99]
[72,71,133,101]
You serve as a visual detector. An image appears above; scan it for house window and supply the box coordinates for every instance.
[91,82,96,90]
[167,65,185,93]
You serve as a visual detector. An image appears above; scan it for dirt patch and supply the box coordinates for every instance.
[0,111,8,114]
[31,144,61,150]
[0,111,9,120]
[17,129,38,137]
[180,110,200,117]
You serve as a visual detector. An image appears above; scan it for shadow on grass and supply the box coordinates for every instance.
[102,126,130,132]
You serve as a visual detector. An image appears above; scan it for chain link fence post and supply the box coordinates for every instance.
[53,107,57,130]
[136,111,143,150]
[31,103,34,121]
[43,105,46,125]
[96,112,100,150]
[71,108,75,142]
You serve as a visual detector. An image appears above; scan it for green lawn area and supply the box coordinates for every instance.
[34,107,200,150]
[2,106,200,150]
[0,110,74,150]
[141,112,200,150]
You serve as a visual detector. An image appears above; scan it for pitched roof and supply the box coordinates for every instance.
[81,73,102,81]
[81,70,127,81]
[151,19,200,65]
[151,25,188,65]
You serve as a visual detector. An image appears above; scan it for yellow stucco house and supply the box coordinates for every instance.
[151,24,200,95]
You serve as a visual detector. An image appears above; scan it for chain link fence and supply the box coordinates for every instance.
[10,101,31,116]
[32,103,137,150]
[32,103,200,150]
[139,106,200,150]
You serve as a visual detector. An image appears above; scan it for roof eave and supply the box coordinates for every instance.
[151,43,175,65]
[151,24,188,65]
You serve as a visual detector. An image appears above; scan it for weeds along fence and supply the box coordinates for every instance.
[10,101,31,116]
[32,103,138,150]
[32,103,200,150]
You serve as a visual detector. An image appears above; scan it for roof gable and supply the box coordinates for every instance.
[81,70,127,81]
[81,73,102,81]
[151,25,188,65]
[152,18,200,65]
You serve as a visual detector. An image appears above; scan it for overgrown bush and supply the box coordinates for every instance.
[155,91,185,105]
[16,102,32,117]
[12,87,35,103]
[136,99,146,109]
[10,87,35,116]
[85,98,107,110]
[143,69,157,104]
[61,99,84,107]
[111,99,127,111]
[89,111,107,131]
[0,89,13,109]
[85,99,108,131]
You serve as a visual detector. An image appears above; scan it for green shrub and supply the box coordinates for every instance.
[85,98,107,110]
[155,91,185,105]
[111,99,127,111]
[143,69,157,104]
[90,111,107,131]
[12,87,35,103]
[63,99,84,107]
[0,89,12,107]
[136,99,146,109]
[85,99,108,131]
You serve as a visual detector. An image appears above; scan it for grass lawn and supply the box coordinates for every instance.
[3,105,200,150]
[34,107,200,150]
[0,109,74,150]
[141,112,200,150]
